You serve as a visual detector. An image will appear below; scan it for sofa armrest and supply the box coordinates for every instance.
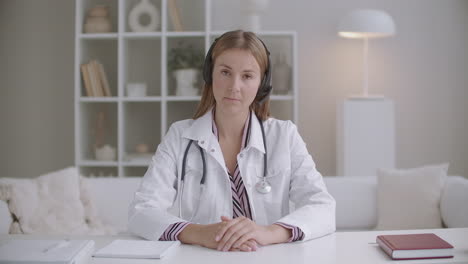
[441,176,468,228]
[0,200,11,234]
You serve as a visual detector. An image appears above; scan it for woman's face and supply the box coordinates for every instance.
[212,48,262,116]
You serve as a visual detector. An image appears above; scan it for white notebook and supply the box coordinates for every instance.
[93,239,181,259]
[0,239,95,264]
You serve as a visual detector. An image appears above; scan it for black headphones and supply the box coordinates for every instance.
[202,32,273,104]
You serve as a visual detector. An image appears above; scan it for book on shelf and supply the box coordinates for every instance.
[97,61,112,96]
[376,233,454,260]
[90,60,104,97]
[80,60,112,97]
[0,239,95,264]
[168,0,183,31]
[80,63,93,96]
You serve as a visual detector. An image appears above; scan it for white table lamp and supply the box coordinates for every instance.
[338,9,396,98]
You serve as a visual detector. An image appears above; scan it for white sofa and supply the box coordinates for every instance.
[1,176,467,234]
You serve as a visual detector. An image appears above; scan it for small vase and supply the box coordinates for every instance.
[128,0,160,32]
[95,144,116,161]
[84,5,112,33]
[126,83,147,97]
[173,69,199,96]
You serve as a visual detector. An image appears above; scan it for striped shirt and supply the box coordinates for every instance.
[160,111,304,242]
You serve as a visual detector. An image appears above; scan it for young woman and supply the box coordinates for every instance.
[129,30,335,252]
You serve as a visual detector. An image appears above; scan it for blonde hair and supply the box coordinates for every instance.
[193,30,271,120]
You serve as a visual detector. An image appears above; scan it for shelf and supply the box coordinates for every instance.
[166,32,206,37]
[166,96,201,101]
[123,102,161,158]
[122,32,163,39]
[122,153,152,166]
[78,160,119,167]
[121,161,151,167]
[121,162,151,167]
[124,38,162,96]
[75,0,297,177]
[122,97,162,102]
[80,97,119,102]
[79,33,118,39]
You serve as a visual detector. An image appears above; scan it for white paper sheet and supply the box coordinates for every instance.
[93,239,181,259]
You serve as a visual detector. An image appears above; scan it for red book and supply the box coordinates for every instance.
[376,233,454,260]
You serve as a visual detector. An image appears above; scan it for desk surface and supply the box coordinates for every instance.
[1,228,467,264]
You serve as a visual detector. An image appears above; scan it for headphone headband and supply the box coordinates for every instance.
[202,31,273,104]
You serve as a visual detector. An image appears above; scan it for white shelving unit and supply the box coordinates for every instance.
[74,0,298,177]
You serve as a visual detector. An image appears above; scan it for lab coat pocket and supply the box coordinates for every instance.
[249,166,290,224]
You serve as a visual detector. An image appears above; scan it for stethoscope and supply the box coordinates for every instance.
[178,114,271,220]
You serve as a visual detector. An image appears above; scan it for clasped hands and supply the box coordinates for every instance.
[190,216,291,252]
[213,216,264,252]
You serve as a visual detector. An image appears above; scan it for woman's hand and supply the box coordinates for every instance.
[178,221,258,252]
[215,216,292,251]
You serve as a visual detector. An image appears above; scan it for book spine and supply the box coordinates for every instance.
[97,62,112,97]
[393,256,454,261]
[92,60,104,97]
[87,62,98,97]
[80,63,93,96]
[88,60,102,97]
[376,236,394,259]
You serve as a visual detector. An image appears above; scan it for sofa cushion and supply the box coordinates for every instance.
[0,167,115,235]
[376,163,448,230]
[324,176,377,230]
[0,200,11,234]
[440,176,468,228]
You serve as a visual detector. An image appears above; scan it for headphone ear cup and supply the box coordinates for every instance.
[255,84,272,104]
[203,36,220,85]
[255,54,272,104]
[202,51,213,84]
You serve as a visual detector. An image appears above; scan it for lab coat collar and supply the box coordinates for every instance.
[247,113,266,154]
[181,109,214,143]
[181,107,265,154]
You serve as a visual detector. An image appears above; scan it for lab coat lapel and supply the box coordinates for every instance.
[237,114,268,222]
[181,109,227,174]
[246,114,266,154]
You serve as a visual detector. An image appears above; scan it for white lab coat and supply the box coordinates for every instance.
[128,110,336,242]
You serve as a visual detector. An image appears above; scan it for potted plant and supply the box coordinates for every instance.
[168,41,204,96]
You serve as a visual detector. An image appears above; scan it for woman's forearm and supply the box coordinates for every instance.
[265,224,292,244]
[178,224,204,245]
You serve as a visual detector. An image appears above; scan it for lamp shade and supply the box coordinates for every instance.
[338,9,396,39]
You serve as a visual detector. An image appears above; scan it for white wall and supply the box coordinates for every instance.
[213,0,468,176]
[0,0,75,177]
[0,0,467,177]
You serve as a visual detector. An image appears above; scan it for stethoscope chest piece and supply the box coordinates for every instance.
[255,179,272,194]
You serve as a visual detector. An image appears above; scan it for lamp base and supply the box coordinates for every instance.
[347,94,385,100]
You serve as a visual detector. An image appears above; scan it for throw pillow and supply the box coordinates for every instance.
[375,163,448,230]
[0,167,114,235]
[440,176,468,228]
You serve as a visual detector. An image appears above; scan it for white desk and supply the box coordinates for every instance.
[1,228,467,264]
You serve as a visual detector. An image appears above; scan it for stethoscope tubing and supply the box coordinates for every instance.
[178,114,269,219]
